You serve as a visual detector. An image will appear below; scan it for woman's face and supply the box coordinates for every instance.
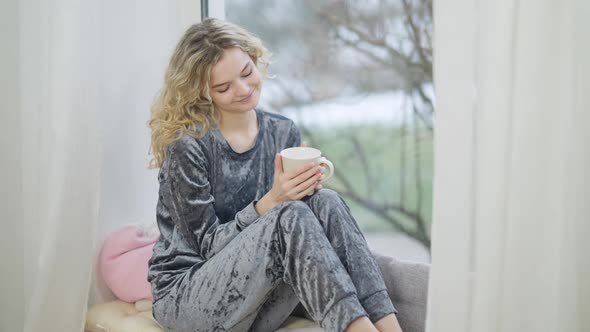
[209,48,262,116]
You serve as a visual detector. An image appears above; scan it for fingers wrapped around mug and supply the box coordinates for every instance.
[279,147,334,196]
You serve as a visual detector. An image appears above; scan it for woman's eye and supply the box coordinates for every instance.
[215,68,252,93]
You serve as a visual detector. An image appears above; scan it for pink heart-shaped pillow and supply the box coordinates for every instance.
[99,225,160,302]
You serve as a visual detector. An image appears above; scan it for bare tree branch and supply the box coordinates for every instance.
[412,103,429,239]
[417,85,434,113]
[400,99,408,206]
[319,10,430,78]
[333,30,394,68]
[339,189,430,248]
[401,0,432,78]
[408,92,433,131]
[349,136,374,200]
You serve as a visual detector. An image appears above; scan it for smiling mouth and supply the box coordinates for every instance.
[238,89,255,102]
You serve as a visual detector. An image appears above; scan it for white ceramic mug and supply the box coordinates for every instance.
[280,147,334,183]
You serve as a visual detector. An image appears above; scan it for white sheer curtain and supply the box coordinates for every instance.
[429,1,590,331]
[18,1,199,331]
[21,2,103,331]
[1,0,24,331]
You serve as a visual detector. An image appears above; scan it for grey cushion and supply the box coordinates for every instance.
[288,253,430,332]
[373,252,429,332]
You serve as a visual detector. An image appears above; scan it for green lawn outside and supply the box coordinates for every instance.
[303,124,434,234]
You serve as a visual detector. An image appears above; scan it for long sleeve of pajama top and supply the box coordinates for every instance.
[147,109,301,301]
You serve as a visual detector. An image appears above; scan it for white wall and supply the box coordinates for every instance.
[91,0,201,304]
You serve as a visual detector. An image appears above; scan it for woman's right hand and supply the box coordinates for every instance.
[255,153,322,215]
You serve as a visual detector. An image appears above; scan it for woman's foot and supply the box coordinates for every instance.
[345,316,379,332]
[374,313,403,332]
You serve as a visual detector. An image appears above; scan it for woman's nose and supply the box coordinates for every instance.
[236,79,250,95]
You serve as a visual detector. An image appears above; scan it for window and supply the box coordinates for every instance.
[220,0,433,260]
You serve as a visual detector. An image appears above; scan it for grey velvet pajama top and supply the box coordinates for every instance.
[148,109,300,301]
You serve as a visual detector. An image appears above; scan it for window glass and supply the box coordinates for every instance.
[225,0,433,260]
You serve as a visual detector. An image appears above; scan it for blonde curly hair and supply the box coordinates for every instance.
[148,18,271,168]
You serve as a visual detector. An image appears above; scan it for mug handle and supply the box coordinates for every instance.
[318,157,334,183]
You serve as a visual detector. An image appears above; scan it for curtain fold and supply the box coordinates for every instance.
[429,0,590,331]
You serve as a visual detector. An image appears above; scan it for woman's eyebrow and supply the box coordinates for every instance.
[212,62,250,89]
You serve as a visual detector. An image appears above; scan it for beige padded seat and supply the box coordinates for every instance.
[85,300,321,332]
[85,254,429,332]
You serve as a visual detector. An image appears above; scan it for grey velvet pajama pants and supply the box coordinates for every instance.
[153,189,396,332]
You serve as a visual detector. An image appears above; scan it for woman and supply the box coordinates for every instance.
[147,18,403,332]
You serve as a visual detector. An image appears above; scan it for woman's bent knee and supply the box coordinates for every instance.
[308,188,347,211]
[274,200,315,220]
[274,200,319,231]
[312,188,341,202]
[277,200,310,211]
